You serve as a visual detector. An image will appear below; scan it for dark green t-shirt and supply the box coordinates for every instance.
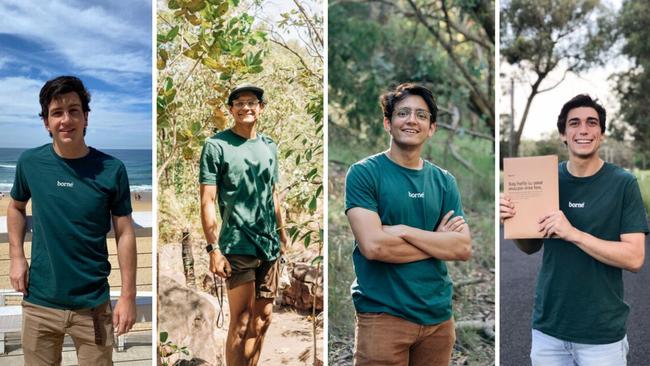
[199,129,280,261]
[345,153,465,325]
[11,144,132,310]
[532,162,649,344]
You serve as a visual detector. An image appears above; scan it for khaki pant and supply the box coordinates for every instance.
[354,313,456,366]
[22,300,113,366]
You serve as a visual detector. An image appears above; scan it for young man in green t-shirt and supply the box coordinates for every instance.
[199,84,288,366]
[500,94,648,365]
[345,83,472,365]
[7,76,137,365]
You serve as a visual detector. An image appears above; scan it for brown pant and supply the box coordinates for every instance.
[354,313,456,366]
[22,300,114,366]
[225,255,279,299]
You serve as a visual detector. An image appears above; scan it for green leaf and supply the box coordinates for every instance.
[186,0,206,12]
[167,26,180,41]
[228,0,240,7]
[308,195,317,212]
[216,2,229,16]
[311,256,323,265]
[202,56,221,69]
[248,65,263,73]
[160,332,169,343]
[157,34,167,43]
[231,41,244,55]
[304,234,311,247]
[305,168,318,180]
[168,0,181,9]
[163,77,173,92]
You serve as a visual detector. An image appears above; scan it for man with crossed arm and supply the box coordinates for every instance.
[345,83,472,366]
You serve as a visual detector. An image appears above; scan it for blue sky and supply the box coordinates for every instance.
[0,0,152,149]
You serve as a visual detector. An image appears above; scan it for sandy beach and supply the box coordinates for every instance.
[0,190,152,214]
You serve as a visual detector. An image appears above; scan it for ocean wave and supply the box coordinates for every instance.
[0,164,16,169]
[0,183,152,193]
[131,185,152,192]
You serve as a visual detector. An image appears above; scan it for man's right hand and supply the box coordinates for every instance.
[500,193,516,223]
[209,250,232,278]
[9,257,29,295]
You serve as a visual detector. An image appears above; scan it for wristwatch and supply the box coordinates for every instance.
[206,243,217,254]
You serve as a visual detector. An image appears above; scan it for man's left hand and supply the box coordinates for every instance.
[538,210,580,242]
[113,296,136,336]
[382,224,407,238]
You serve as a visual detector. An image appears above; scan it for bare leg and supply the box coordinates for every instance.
[226,282,255,366]
[244,298,274,366]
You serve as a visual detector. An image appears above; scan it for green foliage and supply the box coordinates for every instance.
[157,1,323,253]
[328,0,494,140]
[614,0,650,163]
[500,0,613,156]
[158,331,190,365]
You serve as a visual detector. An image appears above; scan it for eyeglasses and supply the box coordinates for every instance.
[232,100,260,109]
[393,107,432,122]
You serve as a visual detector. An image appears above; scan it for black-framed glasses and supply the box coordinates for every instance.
[232,100,260,109]
[393,107,431,122]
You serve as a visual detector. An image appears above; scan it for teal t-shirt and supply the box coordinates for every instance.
[345,152,465,325]
[11,144,132,310]
[532,162,649,344]
[199,129,281,261]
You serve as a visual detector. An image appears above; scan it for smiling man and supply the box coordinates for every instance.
[7,76,137,365]
[199,84,288,366]
[500,94,649,365]
[345,83,472,365]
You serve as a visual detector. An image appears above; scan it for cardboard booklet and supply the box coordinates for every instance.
[503,155,559,239]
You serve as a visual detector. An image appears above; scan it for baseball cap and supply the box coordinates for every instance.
[227,83,264,105]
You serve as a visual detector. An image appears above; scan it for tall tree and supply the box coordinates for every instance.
[329,0,494,140]
[615,0,650,167]
[501,0,611,157]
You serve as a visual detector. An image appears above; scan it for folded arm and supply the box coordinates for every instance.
[347,207,431,263]
[385,223,472,261]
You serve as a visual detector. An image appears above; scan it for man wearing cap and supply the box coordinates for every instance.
[199,84,288,365]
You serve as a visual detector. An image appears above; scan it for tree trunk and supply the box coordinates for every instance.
[181,230,196,289]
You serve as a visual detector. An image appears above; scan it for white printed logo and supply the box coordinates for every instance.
[568,201,585,208]
[408,191,424,198]
[57,180,74,188]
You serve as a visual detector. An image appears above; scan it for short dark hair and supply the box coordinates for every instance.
[380,83,437,124]
[39,76,91,119]
[557,94,606,134]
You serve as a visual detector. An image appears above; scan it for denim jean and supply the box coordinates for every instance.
[531,329,628,366]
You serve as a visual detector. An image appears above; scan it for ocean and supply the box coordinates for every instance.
[0,147,152,192]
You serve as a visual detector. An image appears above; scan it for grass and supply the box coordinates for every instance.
[328,128,495,365]
[634,170,650,213]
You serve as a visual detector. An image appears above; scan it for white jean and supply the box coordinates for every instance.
[531,329,628,366]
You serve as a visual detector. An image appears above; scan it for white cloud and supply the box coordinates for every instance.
[0,0,151,85]
[0,76,42,126]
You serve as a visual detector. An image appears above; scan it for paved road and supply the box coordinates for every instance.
[499,228,650,365]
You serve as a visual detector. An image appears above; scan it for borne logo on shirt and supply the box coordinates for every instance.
[57,180,74,188]
[408,191,424,198]
[568,201,585,208]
